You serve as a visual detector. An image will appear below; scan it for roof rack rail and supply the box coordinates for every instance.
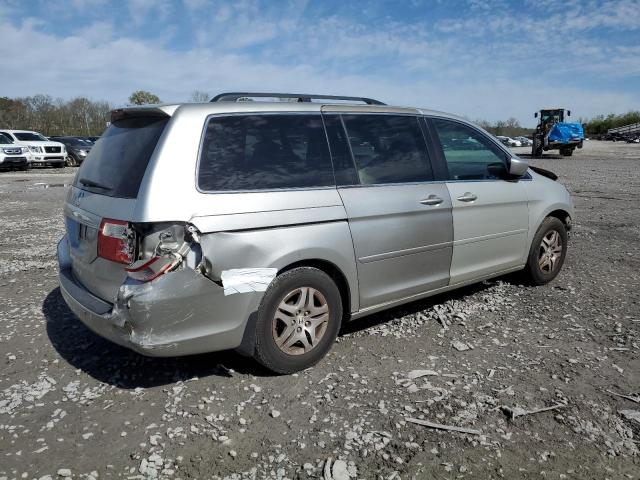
[210,92,386,106]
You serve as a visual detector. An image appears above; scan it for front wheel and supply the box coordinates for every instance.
[253,267,343,374]
[532,136,543,158]
[560,148,573,157]
[522,217,568,285]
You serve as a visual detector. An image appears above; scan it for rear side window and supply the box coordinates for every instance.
[198,114,334,191]
[75,116,168,198]
[431,118,508,180]
[341,114,433,185]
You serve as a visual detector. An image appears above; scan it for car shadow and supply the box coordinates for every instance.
[339,275,519,335]
[517,153,563,160]
[43,288,272,388]
[44,274,523,388]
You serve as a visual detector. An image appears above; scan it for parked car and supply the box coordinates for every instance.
[58,92,573,374]
[0,130,66,168]
[50,136,93,166]
[0,132,30,170]
[496,135,522,147]
[85,136,100,143]
[515,136,533,147]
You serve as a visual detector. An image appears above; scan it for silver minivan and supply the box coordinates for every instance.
[57,92,573,373]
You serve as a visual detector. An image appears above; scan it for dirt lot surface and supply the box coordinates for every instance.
[1,141,639,480]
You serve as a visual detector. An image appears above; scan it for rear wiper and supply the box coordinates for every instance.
[79,178,112,191]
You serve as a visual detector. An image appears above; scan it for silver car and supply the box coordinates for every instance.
[57,92,573,373]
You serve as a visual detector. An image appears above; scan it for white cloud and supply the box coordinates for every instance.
[1,0,639,125]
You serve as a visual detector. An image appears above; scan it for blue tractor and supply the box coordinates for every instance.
[532,108,584,157]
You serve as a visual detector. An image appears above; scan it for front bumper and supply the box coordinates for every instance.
[57,235,262,357]
[0,156,28,168]
[29,153,65,164]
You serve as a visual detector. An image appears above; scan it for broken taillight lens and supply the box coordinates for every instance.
[97,218,134,264]
[125,255,180,282]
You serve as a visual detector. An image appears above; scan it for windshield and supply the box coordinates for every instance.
[0,133,14,144]
[63,138,91,146]
[74,116,169,198]
[14,132,48,141]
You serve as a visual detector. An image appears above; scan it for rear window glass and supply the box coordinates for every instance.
[198,114,335,191]
[74,116,168,198]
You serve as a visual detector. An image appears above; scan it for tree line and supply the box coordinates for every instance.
[474,118,532,137]
[0,95,113,137]
[581,111,640,135]
[1,89,636,138]
[0,90,214,136]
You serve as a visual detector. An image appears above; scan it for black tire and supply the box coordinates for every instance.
[522,217,568,286]
[560,148,573,157]
[53,162,64,169]
[532,136,543,158]
[65,155,78,167]
[253,267,343,374]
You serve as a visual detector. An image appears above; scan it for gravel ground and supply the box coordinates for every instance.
[0,141,639,480]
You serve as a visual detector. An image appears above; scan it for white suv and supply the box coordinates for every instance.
[0,130,66,168]
[0,132,30,170]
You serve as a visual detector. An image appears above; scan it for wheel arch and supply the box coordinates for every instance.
[278,258,352,320]
[546,208,572,231]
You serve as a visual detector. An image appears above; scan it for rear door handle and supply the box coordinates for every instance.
[420,195,444,206]
[456,192,478,202]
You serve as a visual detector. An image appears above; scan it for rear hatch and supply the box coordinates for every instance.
[65,109,171,302]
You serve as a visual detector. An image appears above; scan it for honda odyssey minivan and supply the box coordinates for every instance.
[57,92,573,373]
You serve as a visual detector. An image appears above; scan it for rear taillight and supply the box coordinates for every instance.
[97,218,134,264]
[125,255,180,283]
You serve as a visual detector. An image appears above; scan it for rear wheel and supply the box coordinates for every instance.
[253,267,342,374]
[522,217,568,285]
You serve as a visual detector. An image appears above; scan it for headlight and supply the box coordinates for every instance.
[2,148,16,154]
[77,149,88,156]
[29,146,43,153]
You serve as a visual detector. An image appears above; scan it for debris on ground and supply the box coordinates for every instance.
[1,142,639,478]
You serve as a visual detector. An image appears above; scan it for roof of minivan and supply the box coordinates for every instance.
[112,102,469,124]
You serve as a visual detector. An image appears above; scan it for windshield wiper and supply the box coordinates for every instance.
[79,178,112,191]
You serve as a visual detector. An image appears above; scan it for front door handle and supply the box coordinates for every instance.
[456,192,478,202]
[420,195,443,206]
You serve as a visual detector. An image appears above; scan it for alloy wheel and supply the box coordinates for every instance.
[538,230,563,274]
[272,287,329,356]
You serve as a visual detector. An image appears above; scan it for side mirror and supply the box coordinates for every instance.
[534,112,538,118]
[509,156,529,177]
[567,110,571,117]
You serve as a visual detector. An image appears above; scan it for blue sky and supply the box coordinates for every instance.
[1,0,639,125]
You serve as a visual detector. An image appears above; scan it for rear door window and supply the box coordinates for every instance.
[341,114,433,185]
[198,114,335,191]
[431,118,508,180]
[323,115,359,186]
[74,116,169,198]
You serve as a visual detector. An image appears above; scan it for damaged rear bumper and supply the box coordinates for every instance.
[57,235,263,357]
